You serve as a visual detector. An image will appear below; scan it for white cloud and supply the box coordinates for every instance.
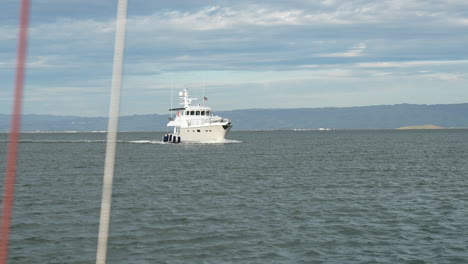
[424,73,467,81]
[355,60,468,68]
[454,18,468,25]
[125,4,398,33]
[0,55,89,70]
[27,56,76,69]
[2,1,468,116]
[127,6,314,32]
[29,18,114,40]
[319,42,367,57]
[0,59,14,68]
[0,26,17,40]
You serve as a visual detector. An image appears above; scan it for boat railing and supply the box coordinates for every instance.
[187,117,229,126]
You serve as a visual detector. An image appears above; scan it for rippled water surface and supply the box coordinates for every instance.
[1,130,468,263]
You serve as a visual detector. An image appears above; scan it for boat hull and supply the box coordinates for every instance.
[177,124,232,142]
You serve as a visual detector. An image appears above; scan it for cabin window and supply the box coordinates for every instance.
[185,111,189,115]
[201,111,205,115]
[206,111,210,116]
[196,111,200,115]
[190,111,195,115]
[197,129,201,132]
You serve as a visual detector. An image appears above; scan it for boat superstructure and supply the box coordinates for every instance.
[163,88,232,143]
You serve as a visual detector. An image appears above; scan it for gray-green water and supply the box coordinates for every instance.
[1,130,467,263]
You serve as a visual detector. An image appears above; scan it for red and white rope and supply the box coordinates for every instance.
[0,0,30,263]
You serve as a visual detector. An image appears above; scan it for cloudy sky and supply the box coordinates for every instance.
[1,0,468,116]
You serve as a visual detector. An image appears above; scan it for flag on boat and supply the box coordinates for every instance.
[204,96,208,101]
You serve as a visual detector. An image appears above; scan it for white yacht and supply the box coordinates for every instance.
[163,88,232,143]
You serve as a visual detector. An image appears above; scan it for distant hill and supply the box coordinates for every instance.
[0,114,168,132]
[397,125,445,130]
[1,103,467,132]
[223,103,468,130]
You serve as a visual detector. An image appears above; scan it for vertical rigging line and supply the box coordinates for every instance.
[96,0,127,263]
[0,0,30,263]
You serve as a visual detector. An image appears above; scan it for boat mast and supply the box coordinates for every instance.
[181,88,194,108]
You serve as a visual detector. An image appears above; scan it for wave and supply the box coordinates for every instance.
[0,140,108,143]
[0,139,242,144]
[182,139,242,144]
[126,140,166,144]
[127,139,242,145]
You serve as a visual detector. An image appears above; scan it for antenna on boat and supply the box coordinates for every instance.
[202,74,205,107]
[170,72,174,119]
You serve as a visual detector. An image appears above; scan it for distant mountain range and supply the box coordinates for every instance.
[1,103,467,132]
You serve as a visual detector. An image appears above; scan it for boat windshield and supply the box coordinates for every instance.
[183,110,211,116]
